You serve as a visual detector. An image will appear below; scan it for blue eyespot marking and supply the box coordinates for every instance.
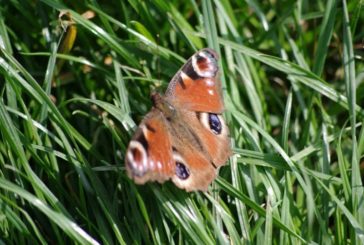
[209,113,222,135]
[175,162,190,180]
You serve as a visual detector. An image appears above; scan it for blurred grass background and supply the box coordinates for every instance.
[0,0,364,244]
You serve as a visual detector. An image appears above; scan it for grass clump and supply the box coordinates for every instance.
[0,0,363,244]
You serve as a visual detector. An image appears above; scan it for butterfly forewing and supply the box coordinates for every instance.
[125,110,174,184]
[165,49,224,113]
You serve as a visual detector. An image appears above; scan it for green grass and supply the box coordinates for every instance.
[0,0,364,244]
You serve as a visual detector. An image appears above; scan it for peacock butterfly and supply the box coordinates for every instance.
[125,48,231,191]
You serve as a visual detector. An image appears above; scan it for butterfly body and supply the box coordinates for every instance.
[126,49,231,191]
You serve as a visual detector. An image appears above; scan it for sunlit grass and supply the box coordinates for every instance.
[0,0,363,244]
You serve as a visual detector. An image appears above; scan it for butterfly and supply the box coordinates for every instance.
[125,48,231,192]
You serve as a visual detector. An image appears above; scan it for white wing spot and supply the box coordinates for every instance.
[180,71,191,80]
[127,141,148,172]
[205,79,215,86]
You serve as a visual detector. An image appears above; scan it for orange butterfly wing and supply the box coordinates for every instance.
[165,48,224,113]
[125,110,174,184]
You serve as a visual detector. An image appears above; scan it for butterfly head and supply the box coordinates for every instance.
[151,92,176,120]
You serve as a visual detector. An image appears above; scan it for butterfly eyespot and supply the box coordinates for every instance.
[126,141,148,177]
[191,50,218,78]
[172,151,190,180]
[175,162,190,180]
[131,148,142,163]
[198,112,224,135]
[208,113,222,135]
